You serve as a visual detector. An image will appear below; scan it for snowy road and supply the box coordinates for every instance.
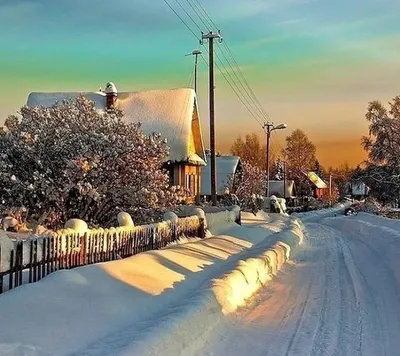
[194,214,400,356]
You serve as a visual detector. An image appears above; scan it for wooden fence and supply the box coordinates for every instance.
[0,216,204,294]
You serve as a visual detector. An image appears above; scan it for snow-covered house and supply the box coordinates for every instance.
[350,182,370,199]
[200,155,242,197]
[27,82,206,198]
[307,172,328,198]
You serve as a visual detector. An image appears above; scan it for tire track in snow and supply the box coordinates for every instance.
[194,217,400,356]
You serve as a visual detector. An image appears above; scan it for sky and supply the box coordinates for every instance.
[1,0,400,168]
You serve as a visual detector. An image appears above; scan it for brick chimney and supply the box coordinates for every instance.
[105,81,117,109]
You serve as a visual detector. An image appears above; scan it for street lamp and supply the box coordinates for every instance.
[185,49,202,94]
[263,122,287,197]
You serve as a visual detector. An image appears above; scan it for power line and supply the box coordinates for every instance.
[184,0,212,31]
[202,46,264,127]
[215,46,266,123]
[163,0,269,128]
[173,0,203,32]
[162,0,200,40]
[186,0,272,122]
[191,0,219,29]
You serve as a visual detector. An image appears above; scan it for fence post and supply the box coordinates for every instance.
[33,239,38,282]
[9,249,14,291]
[41,239,46,279]
[29,240,33,283]
[80,233,87,266]
[237,210,242,225]
[198,218,205,239]
[150,226,155,250]
[14,243,19,287]
[17,242,23,286]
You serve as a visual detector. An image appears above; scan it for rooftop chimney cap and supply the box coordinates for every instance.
[105,82,117,95]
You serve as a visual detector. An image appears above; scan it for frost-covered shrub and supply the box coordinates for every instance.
[0,95,187,228]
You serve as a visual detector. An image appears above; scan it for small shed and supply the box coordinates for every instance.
[350,182,370,198]
[200,156,242,196]
[268,180,296,198]
[307,172,328,198]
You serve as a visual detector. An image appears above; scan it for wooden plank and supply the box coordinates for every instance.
[50,236,55,273]
[29,240,34,283]
[65,234,70,269]
[37,240,42,281]
[14,243,19,287]
[33,240,38,283]
[18,242,23,286]
[9,249,14,291]
[54,235,59,271]
[42,238,47,278]
[47,237,51,275]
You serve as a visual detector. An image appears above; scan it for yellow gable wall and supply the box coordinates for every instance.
[191,102,203,158]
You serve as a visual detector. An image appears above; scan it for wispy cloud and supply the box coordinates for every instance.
[275,18,306,27]
[246,35,290,47]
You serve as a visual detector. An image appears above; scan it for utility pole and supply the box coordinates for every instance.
[186,49,202,93]
[264,123,273,198]
[201,31,222,206]
[283,160,287,199]
[263,122,287,197]
[329,174,332,207]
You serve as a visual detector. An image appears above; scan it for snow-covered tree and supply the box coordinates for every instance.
[0,95,187,228]
[230,133,275,170]
[229,161,266,210]
[313,159,324,178]
[358,96,400,206]
[283,129,316,196]
[271,159,285,180]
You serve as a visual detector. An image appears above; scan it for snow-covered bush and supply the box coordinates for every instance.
[0,95,187,228]
[228,161,266,211]
[117,212,134,227]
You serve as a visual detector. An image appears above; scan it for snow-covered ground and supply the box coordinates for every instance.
[2,208,399,356]
[192,212,400,356]
[0,212,302,356]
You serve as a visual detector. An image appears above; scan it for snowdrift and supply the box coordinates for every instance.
[0,213,292,356]
[131,218,305,356]
[293,203,348,222]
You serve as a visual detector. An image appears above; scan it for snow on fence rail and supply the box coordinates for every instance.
[0,215,204,294]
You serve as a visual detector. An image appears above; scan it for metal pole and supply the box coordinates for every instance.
[329,174,332,206]
[194,53,198,94]
[283,160,286,199]
[265,126,271,197]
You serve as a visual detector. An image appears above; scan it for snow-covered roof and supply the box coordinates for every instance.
[105,82,117,95]
[201,156,241,196]
[27,88,205,165]
[307,172,328,189]
[269,180,296,198]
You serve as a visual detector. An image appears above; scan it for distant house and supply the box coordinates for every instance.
[350,182,370,199]
[269,180,296,198]
[200,155,242,197]
[27,82,206,199]
[307,172,328,198]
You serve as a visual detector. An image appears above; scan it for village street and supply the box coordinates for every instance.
[192,213,400,356]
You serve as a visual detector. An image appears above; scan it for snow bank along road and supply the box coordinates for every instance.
[0,211,303,356]
[195,212,400,356]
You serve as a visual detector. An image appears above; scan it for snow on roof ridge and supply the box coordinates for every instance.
[26,87,204,164]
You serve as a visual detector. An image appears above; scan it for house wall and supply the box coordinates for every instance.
[172,164,201,199]
[314,188,328,199]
